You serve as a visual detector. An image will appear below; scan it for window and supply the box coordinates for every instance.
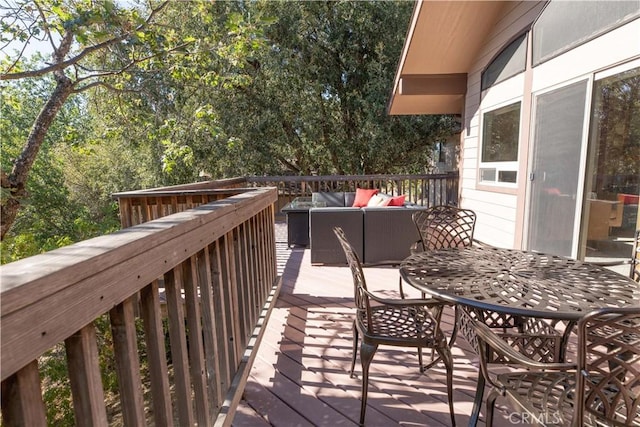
[481,33,527,91]
[533,1,640,65]
[479,102,521,185]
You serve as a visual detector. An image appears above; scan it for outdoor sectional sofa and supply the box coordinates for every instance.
[309,191,427,265]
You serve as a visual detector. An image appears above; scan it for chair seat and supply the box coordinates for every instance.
[357,305,440,346]
[496,371,575,425]
[496,371,640,426]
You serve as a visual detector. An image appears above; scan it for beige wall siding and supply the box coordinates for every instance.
[460,1,545,248]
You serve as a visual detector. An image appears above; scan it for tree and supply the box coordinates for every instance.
[88,1,457,180]
[0,0,191,239]
[205,1,457,176]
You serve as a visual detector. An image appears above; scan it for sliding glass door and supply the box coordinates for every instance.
[527,80,588,256]
[582,65,639,263]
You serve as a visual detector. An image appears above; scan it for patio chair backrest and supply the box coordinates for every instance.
[575,307,640,426]
[412,205,476,251]
[333,227,370,314]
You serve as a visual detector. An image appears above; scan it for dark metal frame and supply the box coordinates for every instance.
[333,227,456,426]
[399,246,640,426]
[464,307,640,426]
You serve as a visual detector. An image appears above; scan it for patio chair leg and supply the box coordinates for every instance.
[486,389,498,427]
[437,346,456,427]
[449,305,460,348]
[469,370,486,427]
[350,320,358,378]
[398,276,406,298]
[359,341,377,426]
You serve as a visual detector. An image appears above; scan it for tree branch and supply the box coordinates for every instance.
[71,41,191,93]
[1,1,170,81]
[33,0,59,55]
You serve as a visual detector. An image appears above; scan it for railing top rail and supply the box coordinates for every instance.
[0,187,277,381]
[112,176,248,197]
[246,172,457,183]
[112,187,255,199]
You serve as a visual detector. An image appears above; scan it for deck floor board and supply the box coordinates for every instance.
[232,222,524,426]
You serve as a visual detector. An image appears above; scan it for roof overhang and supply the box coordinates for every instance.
[388,0,509,115]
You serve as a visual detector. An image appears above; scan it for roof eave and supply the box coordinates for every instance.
[388,0,508,115]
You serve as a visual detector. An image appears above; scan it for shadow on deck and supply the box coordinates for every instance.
[233,222,520,427]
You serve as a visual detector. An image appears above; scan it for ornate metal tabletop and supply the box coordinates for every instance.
[400,246,640,320]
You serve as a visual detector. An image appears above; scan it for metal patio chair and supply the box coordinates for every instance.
[399,205,477,299]
[333,226,456,426]
[466,307,640,426]
[407,207,563,355]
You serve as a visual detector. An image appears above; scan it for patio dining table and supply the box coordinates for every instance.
[399,245,640,426]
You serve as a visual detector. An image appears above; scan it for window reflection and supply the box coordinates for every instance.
[584,66,639,261]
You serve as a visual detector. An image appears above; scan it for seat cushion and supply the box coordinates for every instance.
[312,192,346,207]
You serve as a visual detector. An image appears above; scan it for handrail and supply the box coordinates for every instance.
[1,187,279,426]
[245,173,459,211]
[111,173,459,220]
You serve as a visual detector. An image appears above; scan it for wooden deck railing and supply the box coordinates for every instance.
[0,173,457,425]
[246,173,459,211]
[130,173,460,213]
[1,187,279,426]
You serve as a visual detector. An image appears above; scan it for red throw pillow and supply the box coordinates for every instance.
[352,188,378,207]
[387,195,406,206]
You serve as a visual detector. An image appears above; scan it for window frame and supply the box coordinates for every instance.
[532,0,640,66]
[478,99,523,188]
[481,31,529,91]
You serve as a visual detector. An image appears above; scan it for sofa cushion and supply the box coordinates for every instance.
[352,188,378,207]
[387,195,406,206]
[344,192,356,207]
[312,192,346,207]
[367,194,390,207]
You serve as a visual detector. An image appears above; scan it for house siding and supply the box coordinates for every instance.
[461,1,640,250]
[460,1,545,248]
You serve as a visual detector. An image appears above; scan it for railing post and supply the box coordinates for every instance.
[109,297,145,426]
[183,257,211,426]
[139,281,174,426]
[164,267,195,426]
[1,361,47,427]
[65,324,108,427]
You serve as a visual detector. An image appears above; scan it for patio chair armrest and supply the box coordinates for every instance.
[472,238,494,248]
[364,288,443,308]
[474,320,574,371]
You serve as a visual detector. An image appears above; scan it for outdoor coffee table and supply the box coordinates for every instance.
[399,246,640,426]
[281,197,326,247]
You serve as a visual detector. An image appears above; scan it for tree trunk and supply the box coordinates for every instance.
[1,74,74,240]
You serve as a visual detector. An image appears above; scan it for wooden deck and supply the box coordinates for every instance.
[232,222,520,427]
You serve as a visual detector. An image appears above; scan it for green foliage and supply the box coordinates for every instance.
[184,0,456,176]
[1,2,459,422]
[0,76,115,262]
[86,0,457,181]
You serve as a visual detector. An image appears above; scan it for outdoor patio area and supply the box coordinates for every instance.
[233,221,522,426]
